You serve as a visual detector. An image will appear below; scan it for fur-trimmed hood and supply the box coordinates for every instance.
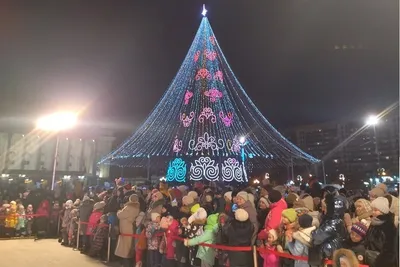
[333,248,359,267]
[292,226,315,247]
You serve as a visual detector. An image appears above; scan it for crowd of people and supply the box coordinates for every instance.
[0,177,399,267]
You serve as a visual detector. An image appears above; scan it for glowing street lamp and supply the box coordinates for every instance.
[366,115,379,126]
[36,112,78,190]
[366,114,381,172]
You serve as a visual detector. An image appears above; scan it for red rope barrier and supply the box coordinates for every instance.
[78,221,109,228]
[71,221,371,267]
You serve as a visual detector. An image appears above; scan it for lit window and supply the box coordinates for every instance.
[333,159,338,163]
[386,156,390,160]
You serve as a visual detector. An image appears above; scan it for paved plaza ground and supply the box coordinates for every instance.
[0,239,117,267]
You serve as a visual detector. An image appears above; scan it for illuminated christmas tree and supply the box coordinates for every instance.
[100,6,319,183]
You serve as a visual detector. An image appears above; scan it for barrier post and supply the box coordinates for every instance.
[107,224,111,263]
[57,214,61,237]
[253,246,258,267]
[76,220,81,250]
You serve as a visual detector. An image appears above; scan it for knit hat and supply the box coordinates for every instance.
[298,214,313,228]
[369,187,385,198]
[188,207,207,224]
[351,222,368,238]
[268,229,278,242]
[124,184,132,190]
[74,199,81,207]
[182,196,194,206]
[293,199,306,209]
[259,197,270,208]
[268,190,282,203]
[235,208,249,222]
[371,197,390,214]
[282,208,297,223]
[153,191,164,201]
[93,201,106,210]
[65,200,73,208]
[177,185,188,194]
[354,199,373,219]
[188,191,198,200]
[190,203,200,214]
[151,212,161,222]
[248,193,256,208]
[376,183,388,194]
[129,194,139,204]
[286,193,299,206]
[237,191,249,201]
[224,191,232,201]
[302,195,314,211]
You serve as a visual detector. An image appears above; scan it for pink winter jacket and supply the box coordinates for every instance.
[86,210,102,235]
[258,198,287,240]
[262,245,279,267]
[165,219,179,260]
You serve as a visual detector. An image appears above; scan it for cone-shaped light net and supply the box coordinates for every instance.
[100,17,319,168]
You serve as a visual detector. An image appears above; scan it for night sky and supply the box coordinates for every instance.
[0,1,398,131]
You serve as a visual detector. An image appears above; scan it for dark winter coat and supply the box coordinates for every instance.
[223,218,254,267]
[89,224,109,254]
[345,240,365,264]
[308,194,348,266]
[365,213,397,267]
[239,200,259,244]
[79,200,94,235]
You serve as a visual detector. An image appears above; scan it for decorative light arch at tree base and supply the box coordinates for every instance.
[188,156,247,182]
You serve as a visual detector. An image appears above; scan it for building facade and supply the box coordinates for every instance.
[0,125,116,185]
[288,111,399,185]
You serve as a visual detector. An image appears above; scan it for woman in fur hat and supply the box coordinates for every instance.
[364,197,397,267]
[332,249,359,267]
[115,194,140,267]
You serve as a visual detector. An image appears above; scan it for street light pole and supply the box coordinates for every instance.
[373,125,381,171]
[36,111,78,191]
[51,135,60,190]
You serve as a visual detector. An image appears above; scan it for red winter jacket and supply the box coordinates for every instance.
[86,210,102,235]
[165,219,179,259]
[36,200,50,218]
[258,198,287,239]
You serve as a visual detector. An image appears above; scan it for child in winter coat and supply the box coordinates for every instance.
[15,204,26,236]
[287,214,315,267]
[346,222,368,264]
[26,204,34,236]
[88,214,109,259]
[146,212,162,267]
[160,215,179,267]
[61,200,73,246]
[278,208,298,267]
[5,201,18,236]
[68,208,79,246]
[176,217,190,267]
[186,207,207,267]
[185,213,219,267]
[261,229,279,267]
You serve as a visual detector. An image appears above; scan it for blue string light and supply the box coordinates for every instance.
[99,16,320,168]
